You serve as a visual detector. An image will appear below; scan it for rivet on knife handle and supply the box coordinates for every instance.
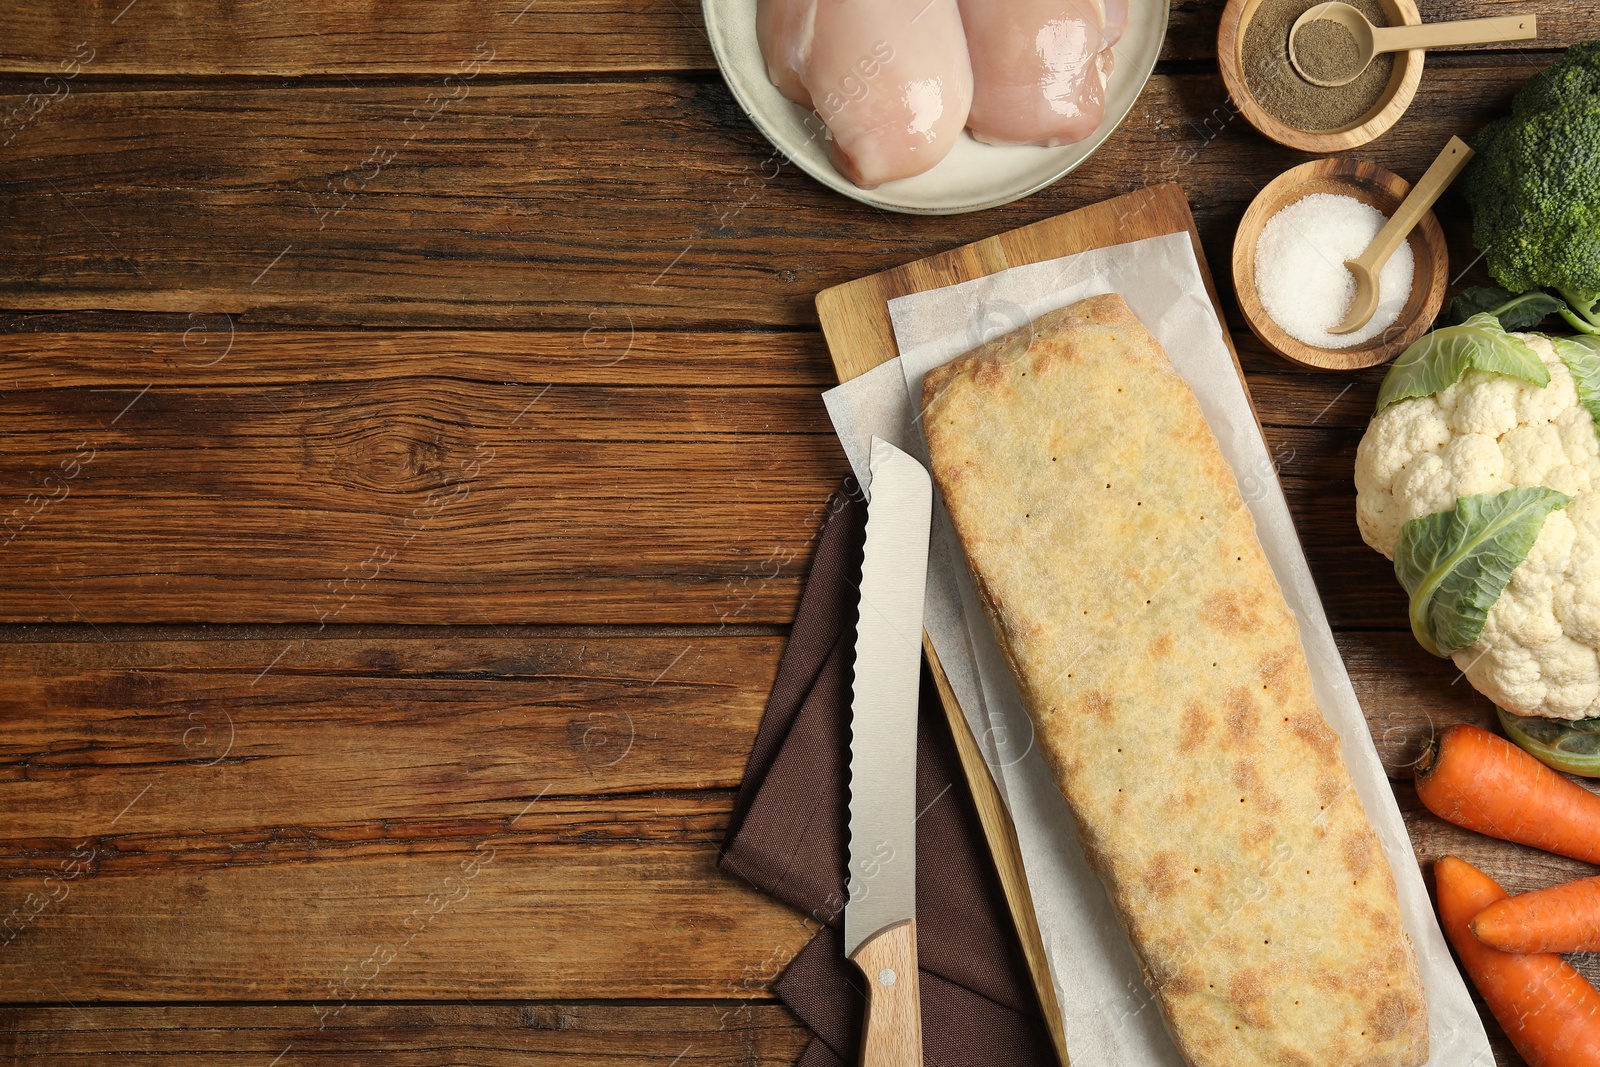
[849,918,923,1067]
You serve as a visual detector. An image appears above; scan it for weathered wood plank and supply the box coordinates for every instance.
[0,330,836,388]
[0,634,779,840]
[0,796,740,881]
[0,369,846,623]
[0,0,1581,75]
[0,630,810,1002]
[0,1,714,76]
[1245,364,1387,429]
[1272,421,1411,631]
[0,66,1563,329]
[0,841,811,1001]
[0,993,1535,1067]
[1338,629,1496,778]
[0,330,844,625]
[0,1003,811,1065]
[1338,629,1600,798]
[0,654,802,994]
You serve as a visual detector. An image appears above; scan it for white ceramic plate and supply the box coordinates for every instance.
[702,0,1171,215]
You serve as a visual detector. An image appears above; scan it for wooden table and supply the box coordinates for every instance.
[0,3,1595,1064]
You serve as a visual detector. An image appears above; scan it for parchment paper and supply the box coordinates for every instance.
[821,231,1492,1067]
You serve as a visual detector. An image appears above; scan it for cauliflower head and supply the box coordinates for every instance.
[1356,333,1600,720]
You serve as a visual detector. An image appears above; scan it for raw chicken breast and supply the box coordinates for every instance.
[756,0,974,188]
[959,0,1120,147]
[1100,0,1129,46]
[756,0,813,107]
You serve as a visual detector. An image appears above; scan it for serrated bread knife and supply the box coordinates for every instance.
[846,436,932,1067]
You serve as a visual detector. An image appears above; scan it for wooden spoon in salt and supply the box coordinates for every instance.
[1331,136,1473,336]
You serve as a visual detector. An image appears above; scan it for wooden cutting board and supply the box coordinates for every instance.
[815,182,1254,1067]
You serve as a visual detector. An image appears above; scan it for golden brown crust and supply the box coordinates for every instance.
[922,294,1428,1067]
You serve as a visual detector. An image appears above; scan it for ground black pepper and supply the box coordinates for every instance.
[1242,0,1393,131]
[1295,18,1363,84]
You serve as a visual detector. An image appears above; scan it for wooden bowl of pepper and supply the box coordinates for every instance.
[1218,0,1425,152]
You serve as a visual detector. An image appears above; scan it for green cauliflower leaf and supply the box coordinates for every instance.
[1376,313,1549,414]
[1396,487,1571,657]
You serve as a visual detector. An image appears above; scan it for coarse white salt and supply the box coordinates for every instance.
[1253,192,1414,350]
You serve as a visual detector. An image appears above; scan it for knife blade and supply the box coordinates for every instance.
[846,435,932,1067]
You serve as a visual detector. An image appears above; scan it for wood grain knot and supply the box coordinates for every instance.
[303,405,475,495]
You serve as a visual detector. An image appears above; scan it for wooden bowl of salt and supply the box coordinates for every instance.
[1232,157,1449,371]
[1219,0,1425,152]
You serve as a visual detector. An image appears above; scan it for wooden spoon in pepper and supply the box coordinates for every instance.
[1289,4,1536,88]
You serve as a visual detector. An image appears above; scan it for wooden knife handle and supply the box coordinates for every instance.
[849,919,923,1067]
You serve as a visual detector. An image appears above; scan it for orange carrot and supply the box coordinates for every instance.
[1415,724,1600,865]
[1436,857,1600,1066]
[1471,875,1600,954]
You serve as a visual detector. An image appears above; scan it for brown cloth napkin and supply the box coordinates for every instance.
[720,479,1057,1067]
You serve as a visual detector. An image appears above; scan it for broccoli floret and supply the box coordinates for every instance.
[1515,41,1600,118]
[1463,42,1600,328]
